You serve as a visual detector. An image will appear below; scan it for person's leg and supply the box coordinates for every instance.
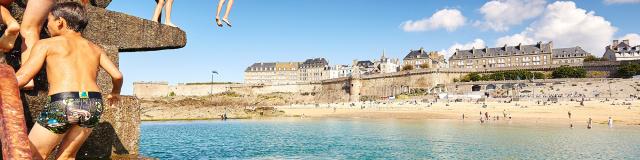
[0,5,20,52]
[152,0,165,23]
[215,0,226,26]
[29,123,67,160]
[221,0,234,26]
[222,0,233,20]
[20,0,54,89]
[55,125,93,159]
[163,0,176,27]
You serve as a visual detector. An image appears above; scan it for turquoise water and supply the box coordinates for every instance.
[140,119,640,159]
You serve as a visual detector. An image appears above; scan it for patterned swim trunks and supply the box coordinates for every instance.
[37,92,104,134]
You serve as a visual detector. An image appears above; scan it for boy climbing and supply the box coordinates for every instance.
[18,0,88,89]
[15,2,122,159]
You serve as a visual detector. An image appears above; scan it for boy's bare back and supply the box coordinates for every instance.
[39,35,103,94]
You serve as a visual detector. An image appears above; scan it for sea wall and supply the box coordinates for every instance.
[134,82,320,98]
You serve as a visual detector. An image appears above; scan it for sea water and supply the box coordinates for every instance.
[140,118,640,159]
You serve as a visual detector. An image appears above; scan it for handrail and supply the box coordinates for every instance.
[0,64,33,159]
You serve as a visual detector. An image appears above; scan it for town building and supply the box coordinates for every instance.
[244,62,301,84]
[299,58,330,81]
[403,48,447,69]
[375,52,400,73]
[352,60,376,76]
[603,39,640,61]
[552,46,590,65]
[329,65,352,79]
[449,42,554,69]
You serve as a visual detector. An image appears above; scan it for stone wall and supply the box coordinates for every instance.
[133,82,170,98]
[133,82,320,98]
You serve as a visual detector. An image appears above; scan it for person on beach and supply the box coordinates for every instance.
[608,117,613,128]
[587,117,592,129]
[0,2,20,52]
[503,109,507,118]
[15,3,123,159]
[568,111,572,119]
[18,0,89,89]
[152,0,177,27]
[215,0,234,27]
[485,112,489,120]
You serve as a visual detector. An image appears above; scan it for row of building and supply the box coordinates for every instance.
[245,39,640,84]
[243,49,446,84]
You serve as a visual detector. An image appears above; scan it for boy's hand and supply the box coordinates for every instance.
[107,93,120,107]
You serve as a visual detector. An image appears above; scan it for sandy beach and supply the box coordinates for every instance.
[278,100,640,126]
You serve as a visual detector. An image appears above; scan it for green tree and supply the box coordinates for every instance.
[468,73,481,82]
[552,66,586,78]
[419,63,430,69]
[584,55,604,62]
[533,72,546,79]
[402,65,414,71]
[615,63,640,78]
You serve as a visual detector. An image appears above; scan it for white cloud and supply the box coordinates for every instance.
[604,0,640,4]
[496,32,535,46]
[475,0,546,32]
[495,1,617,56]
[442,39,486,58]
[401,9,466,32]
[618,33,640,45]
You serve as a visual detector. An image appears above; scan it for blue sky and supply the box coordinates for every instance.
[107,0,640,95]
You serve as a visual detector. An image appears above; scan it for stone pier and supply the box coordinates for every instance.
[1,0,186,158]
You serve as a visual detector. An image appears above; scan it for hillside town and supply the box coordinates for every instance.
[242,40,638,85]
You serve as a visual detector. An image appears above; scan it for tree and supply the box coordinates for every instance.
[615,63,640,78]
[468,73,481,82]
[552,66,586,78]
[419,63,430,69]
[533,72,545,79]
[584,55,604,62]
[402,65,414,71]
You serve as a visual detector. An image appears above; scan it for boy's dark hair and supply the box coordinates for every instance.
[51,2,88,32]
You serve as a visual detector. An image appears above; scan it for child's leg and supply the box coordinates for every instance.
[55,125,93,159]
[20,0,54,89]
[216,0,226,20]
[28,123,66,160]
[0,5,19,52]
[152,0,165,23]
[223,0,234,20]
[164,0,176,27]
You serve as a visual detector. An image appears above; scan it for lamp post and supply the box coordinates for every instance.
[211,70,219,95]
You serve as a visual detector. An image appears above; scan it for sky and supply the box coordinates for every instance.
[107,0,640,95]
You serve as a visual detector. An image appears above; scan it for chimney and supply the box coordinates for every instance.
[613,40,619,47]
[623,39,630,45]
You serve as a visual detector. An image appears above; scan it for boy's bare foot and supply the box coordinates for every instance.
[222,18,232,27]
[165,22,177,27]
[0,22,20,52]
[215,18,223,27]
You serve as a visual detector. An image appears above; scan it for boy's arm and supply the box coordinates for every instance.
[15,42,47,88]
[99,51,123,96]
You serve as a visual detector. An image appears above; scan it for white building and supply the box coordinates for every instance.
[376,52,400,73]
[603,39,640,61]
[329,65,352,79]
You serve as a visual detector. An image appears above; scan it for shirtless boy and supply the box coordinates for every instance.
[20,0,88,89]
[15,2,123,159]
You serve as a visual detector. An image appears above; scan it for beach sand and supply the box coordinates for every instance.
[279,100,640,126]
